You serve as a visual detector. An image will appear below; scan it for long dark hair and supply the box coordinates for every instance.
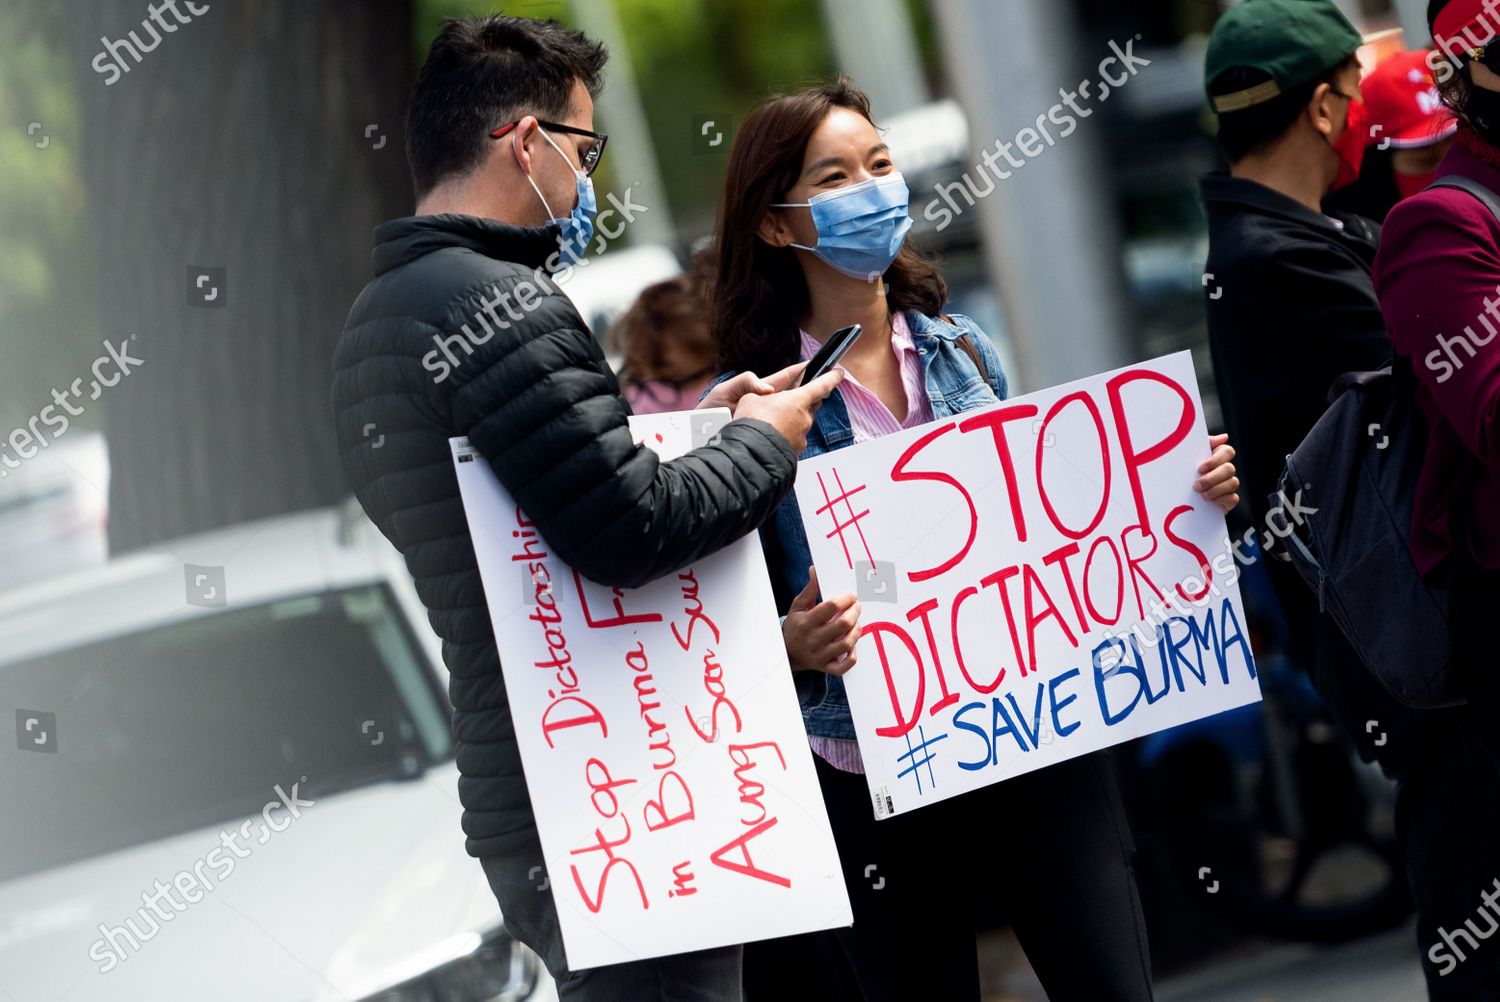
[710,76,947,376]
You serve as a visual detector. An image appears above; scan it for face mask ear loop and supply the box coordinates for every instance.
[515,128,558,220]
[763,198,815,253]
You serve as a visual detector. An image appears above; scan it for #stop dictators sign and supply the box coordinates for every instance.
[796,351,1262,818]
[451,410,850,971]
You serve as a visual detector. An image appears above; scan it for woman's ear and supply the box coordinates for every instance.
[756,208,793,248]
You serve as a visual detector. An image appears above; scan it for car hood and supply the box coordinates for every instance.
[0,763,518,1002]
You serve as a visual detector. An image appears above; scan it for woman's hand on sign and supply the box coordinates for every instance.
[1195,433,1240,514]
[783,566,861,675]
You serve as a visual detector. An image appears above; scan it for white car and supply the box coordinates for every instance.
[0,431,110,594]
[0,502,556,1002]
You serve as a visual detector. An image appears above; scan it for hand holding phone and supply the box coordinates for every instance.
[733,362,843,454]
[800,323,863,386]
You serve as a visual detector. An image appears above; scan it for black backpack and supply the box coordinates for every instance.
[1274,174,1493,709]
[1276,361,1460,707]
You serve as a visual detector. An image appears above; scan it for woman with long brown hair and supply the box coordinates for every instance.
[707,77,1240,1001]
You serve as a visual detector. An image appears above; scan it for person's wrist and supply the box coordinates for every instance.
[782,620,806,671]
[735,416,797,460]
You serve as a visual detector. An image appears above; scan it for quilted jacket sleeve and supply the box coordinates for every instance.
[443,273,798,589]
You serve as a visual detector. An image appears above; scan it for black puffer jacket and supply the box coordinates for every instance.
[332,214,797,859]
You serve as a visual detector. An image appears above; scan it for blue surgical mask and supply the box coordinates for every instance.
[772,172,913,281]
[524,128,596,265]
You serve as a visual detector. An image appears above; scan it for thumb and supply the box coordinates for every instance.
[790,566,819,613]
[798,368,844,402]
[763,360,809,391]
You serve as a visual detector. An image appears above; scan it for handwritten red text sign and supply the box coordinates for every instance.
[452,410,850,969]
[795,352,1261,818]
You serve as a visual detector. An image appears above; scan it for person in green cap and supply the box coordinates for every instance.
[1201,2,1500,996]
[1203,5,1376,521]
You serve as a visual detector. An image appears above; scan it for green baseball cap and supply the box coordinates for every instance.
[1205,0,1363,113]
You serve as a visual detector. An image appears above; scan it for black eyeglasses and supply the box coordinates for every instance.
[490,119,608,176]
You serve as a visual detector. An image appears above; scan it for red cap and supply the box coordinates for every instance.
[1362,49,1457,149]
[1433,0,1500,61]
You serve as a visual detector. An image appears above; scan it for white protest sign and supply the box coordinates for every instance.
[794,351,1262,818]
[451,409,851,970]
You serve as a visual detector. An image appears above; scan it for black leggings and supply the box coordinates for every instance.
[744,750,1153,1002]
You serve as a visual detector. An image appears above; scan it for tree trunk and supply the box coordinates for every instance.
[68,0,413,553]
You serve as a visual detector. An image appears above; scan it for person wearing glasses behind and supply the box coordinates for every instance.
[333,16,843,1001]
[612,250,720,413]
[704,77,1241,1002]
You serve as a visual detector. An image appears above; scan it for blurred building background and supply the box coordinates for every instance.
[0,0,1431,566]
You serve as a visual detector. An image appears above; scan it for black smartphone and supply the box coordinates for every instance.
[799,323,863,386]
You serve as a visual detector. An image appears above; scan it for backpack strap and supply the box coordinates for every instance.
[1364,175,1500,402]
[1378,185,1487,576]
[954,333,990,385]
[1428,174,1500,222]
[1394,173,1493,405]
[1390,352,1420,397]
[937,313,993,388]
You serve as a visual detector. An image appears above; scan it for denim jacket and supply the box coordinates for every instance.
[709,310,1009,738]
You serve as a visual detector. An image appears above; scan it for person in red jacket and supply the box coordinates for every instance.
[1202,2,1500,993]
[1374,0,1500,988]
[1376,4,1500,579]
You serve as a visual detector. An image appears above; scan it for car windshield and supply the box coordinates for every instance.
[0,584,452,882]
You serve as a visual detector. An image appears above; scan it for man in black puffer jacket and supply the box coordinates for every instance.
[331,15,839,1000]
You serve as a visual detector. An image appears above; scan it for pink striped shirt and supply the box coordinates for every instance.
[797,313,934,444]
[799,313,932,774]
